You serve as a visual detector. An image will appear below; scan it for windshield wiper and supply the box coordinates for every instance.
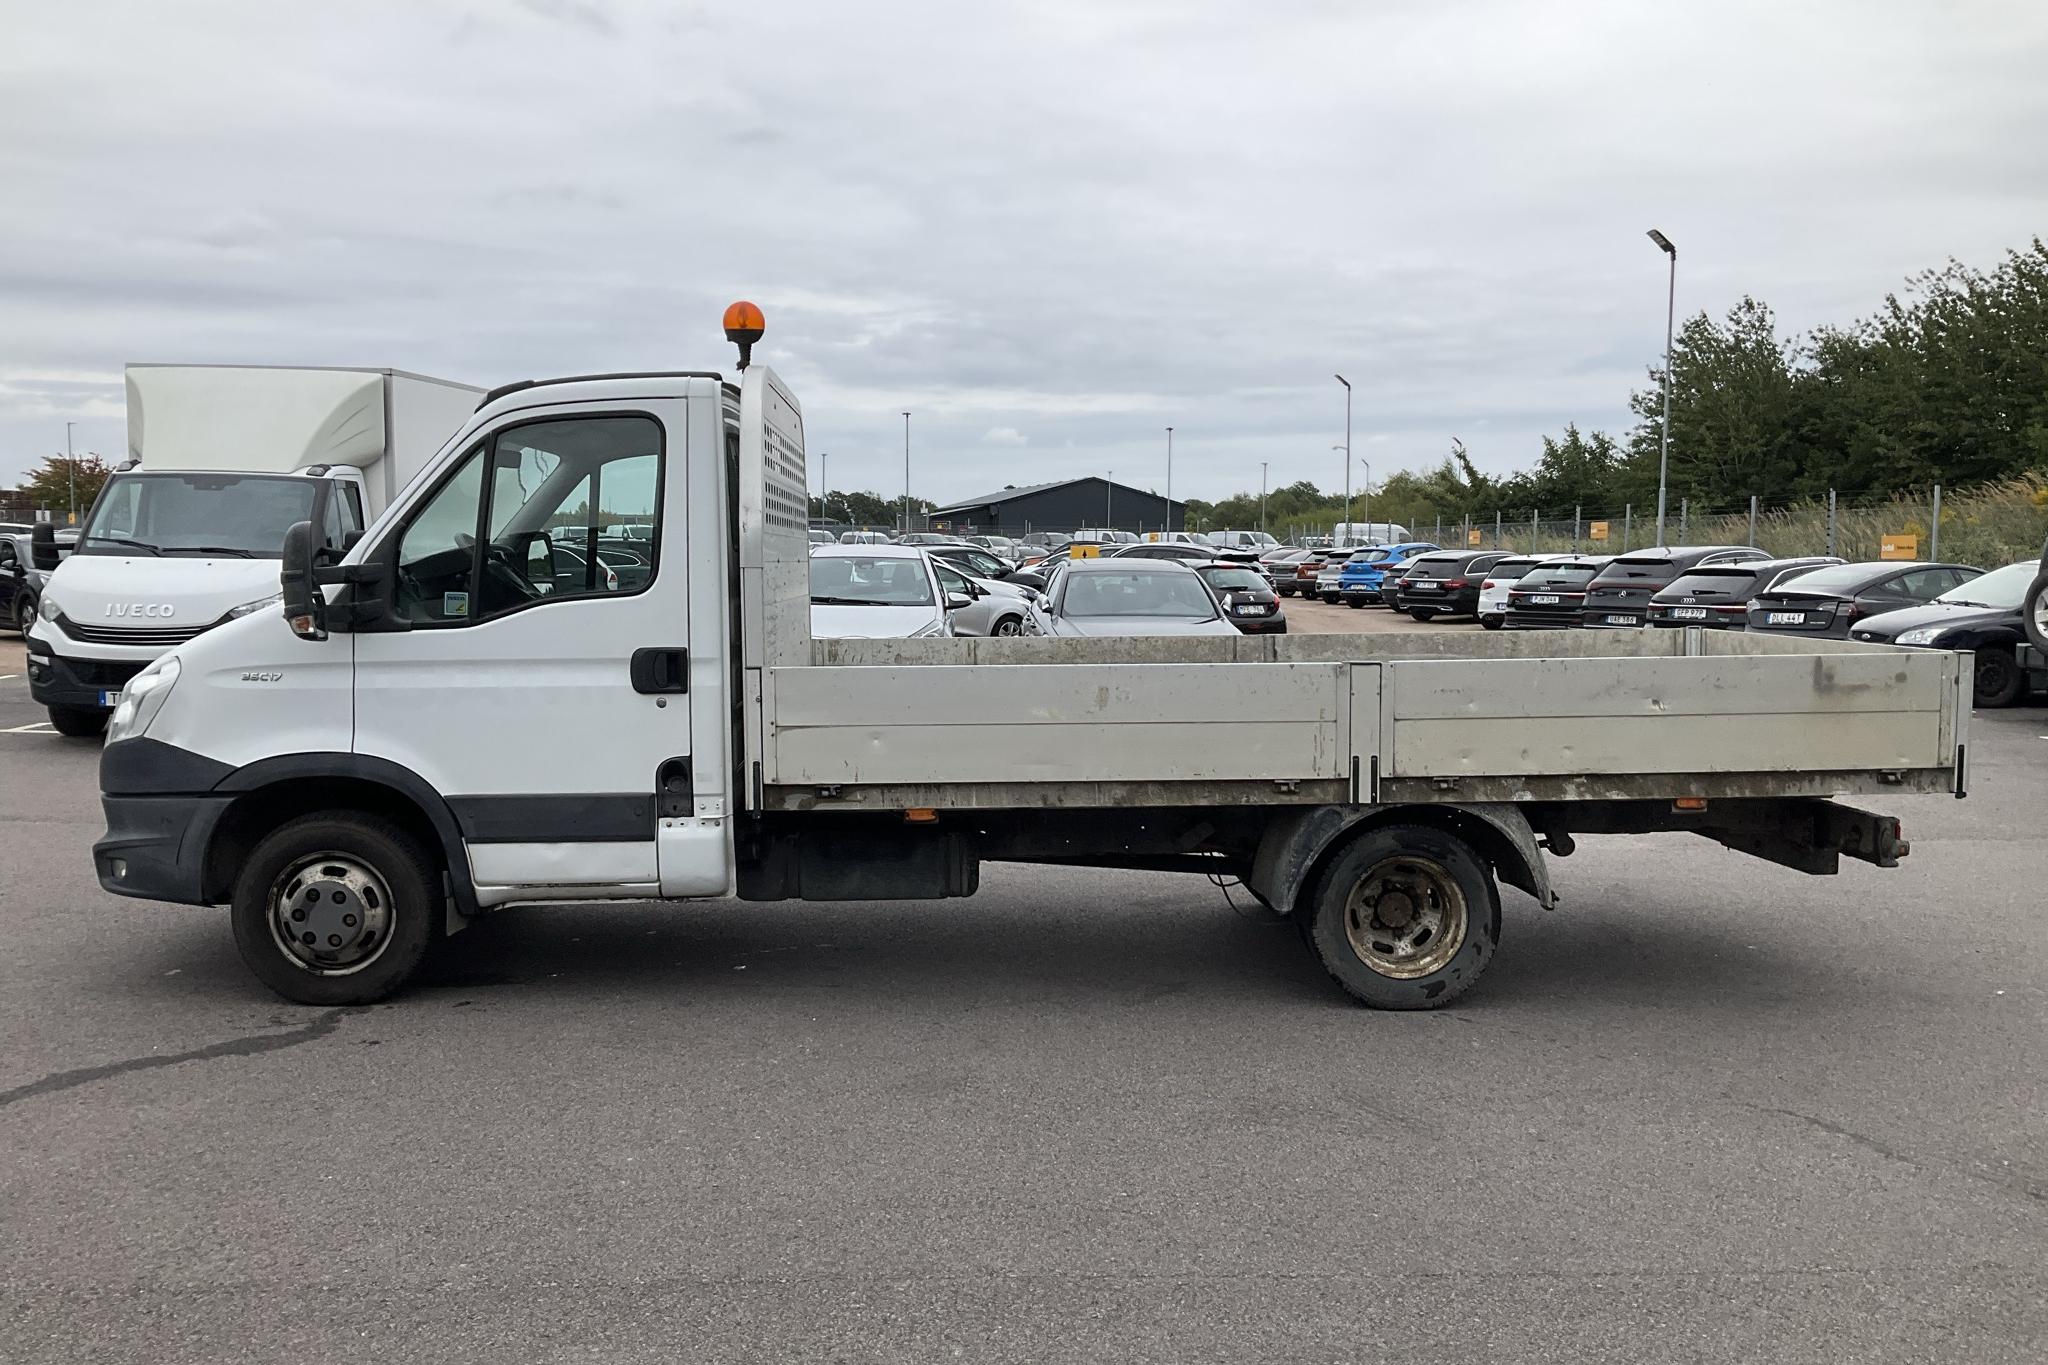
[811,595,914,607]
[166,545,258,558]
[85,535,161,556]
[1939,599,1992,609]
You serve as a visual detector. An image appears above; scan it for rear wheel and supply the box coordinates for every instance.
[1304,824,1502,1009]
[2025,567,2048,653]
[1972,646,2024,709]
[1410,609,1436,622]
[1480,615,1504,631]
[232,812,443,1005]
[47,705,107,738]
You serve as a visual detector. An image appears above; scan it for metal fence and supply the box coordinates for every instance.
[1281,479,2048,567]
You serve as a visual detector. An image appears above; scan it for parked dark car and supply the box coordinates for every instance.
[1193,560,1287,634]
[1292,548,1349,598]
[928,542,1037,587]
[1111,542,1258,566]
[1743,560,1985,639]
[1394,550,1509,621]
[2,533,39,633]
[1644,557,1842,629]
[1579,546,1770,629]
[1261,547,1314,593]
[1850,560,2048,708]
[1380,551,1445,613]
[1473,555,1560,630]
[1504,557,1614,629]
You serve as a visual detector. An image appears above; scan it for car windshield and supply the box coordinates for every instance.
[809,555,935,606]
[1409,555,1463,572]
[1521,564,1603,587]
[1487,559,1544,579]
[1663,568,1764,598]
[79,472,323,558]
[1933,560,2032,608]
[1062,569,1218,619]
[1347,549,1389,563]
[1199,566,1267,592]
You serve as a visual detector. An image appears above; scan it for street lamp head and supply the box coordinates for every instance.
[1333,374,1350,390]
[1647,229,1675,256]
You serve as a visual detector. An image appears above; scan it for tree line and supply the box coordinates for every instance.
[1190,238,2048,531]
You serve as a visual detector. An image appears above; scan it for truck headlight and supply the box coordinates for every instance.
[1894,626,1945,645]
[107,654,181,745]
[226,592,283,619]
[38,594,61,623]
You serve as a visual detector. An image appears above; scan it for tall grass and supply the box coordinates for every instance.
[1489,476,2048,565]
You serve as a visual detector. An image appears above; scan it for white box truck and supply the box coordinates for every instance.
[89,314,1962,1011]
[26,365,482,735]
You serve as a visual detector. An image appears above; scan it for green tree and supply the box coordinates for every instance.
[15,454,111,518]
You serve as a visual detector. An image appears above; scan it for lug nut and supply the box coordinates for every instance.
[291,908,306,922]
[343,914,357,927]
[301,932,316,945]
[328,935,342,947]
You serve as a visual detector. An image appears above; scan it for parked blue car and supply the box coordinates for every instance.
[1338,542,1442,607]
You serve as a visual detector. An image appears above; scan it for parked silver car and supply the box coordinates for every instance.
[929,555,1037,636]
[1024,558,1239,637]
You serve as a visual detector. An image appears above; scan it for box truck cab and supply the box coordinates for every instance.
[26,365,480,735]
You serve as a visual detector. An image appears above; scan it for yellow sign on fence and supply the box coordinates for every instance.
[1880,534,1918,561]
[1588,521,1609,541]
[1467,529,1483,546]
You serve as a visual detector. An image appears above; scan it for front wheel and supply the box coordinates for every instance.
[232,812,443,1005]
[2025,567,2048,653]
[992,615,1024,637]
[1972,646,2024,709]
[47,705,107,738]
[1304,824,1502,1009]
[13,592,34,635]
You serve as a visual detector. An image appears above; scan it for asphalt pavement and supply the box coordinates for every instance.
[1,630,2044,1363]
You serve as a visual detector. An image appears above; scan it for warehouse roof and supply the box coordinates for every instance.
[928,476,1182,517]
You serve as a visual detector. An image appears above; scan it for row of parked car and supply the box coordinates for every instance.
[809,537,1288,641]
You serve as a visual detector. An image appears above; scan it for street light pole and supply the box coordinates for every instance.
[1260,461,1268,534]
[1334,375,1352,543]
[1106,471,1113,528]
[817,451,827,522]
[65,420,76,524]
[1648,229,1677,547]
[901,412,912,534]
[1359,458,1371,540]
[1164,427,1174,532]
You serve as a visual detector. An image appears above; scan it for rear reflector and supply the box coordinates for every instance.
[1673,797,1709,812]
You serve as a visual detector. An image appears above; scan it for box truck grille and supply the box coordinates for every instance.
[57,615,216,647]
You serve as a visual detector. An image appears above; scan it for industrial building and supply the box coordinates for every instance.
[925,477,1186,536]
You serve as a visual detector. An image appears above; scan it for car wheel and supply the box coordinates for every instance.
[1480,615,1503,631]
[47,705,107,739]
[13,592,34,635]
[992,615,1024,637]
[232,811,443,1006]
[1303,823,1502,1010]
[1972,646,2024,708]
[2025,567,2048,654]
[1346,598,1362,609]
[1410,609,1436,622]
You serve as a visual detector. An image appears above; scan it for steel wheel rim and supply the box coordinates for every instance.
[1343,855,1468,979]
[1977,651,2015,698]
[2030,586,2048,639]
[994,617,1023,636]
[266,852,396,976]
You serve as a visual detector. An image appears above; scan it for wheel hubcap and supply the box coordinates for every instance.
[996,619,1022,636]
[267,854,395,975]
[1343,856,1468,979]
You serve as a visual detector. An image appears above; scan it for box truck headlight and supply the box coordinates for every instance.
[38,594,61,624]
[226,593,283,620]
[106,655,182,745]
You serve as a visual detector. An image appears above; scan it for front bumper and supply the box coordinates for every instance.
[95,792,233,904]
[25,637,145,710]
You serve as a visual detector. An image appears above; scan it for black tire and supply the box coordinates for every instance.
[12,592,33,635]
[992,615,1024,637]
[231,812,442,1006]
[1480,616,1504,631]
[1304,824,1502,1010]
[2025,568,2048,654]
[1410,609,1437,622]
[1972,646,2024,709]
[47,705,107,738]
[1346,598,1362,609]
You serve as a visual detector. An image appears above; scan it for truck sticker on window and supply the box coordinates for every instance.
[444,591,469,618]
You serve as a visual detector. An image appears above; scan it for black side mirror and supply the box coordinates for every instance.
[30,523,59,570]
[280,520,327,641]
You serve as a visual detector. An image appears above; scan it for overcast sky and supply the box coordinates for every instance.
[4,0,2045,507]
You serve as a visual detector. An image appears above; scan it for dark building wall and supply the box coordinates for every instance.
[929,478,1183,535]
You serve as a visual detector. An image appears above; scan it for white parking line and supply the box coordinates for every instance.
[0,674,19,680]
[2,722,56,734]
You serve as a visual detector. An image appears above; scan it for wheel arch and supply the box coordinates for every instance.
[1247,801,1555,919]
[203,754,476,915]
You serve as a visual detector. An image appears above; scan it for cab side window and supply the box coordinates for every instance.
[392,414,663,626]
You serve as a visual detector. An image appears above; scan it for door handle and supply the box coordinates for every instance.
[631,647,689,694]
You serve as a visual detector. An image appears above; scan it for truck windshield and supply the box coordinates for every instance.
[79,473,323,558]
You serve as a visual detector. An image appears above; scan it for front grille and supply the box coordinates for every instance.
[57,613,218,647]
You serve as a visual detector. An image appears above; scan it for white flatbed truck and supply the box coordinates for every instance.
[92,311,1968,1009]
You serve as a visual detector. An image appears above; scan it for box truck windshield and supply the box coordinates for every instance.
[80,473,354,559]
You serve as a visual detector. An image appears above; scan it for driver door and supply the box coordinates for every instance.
[352,403,696,903]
